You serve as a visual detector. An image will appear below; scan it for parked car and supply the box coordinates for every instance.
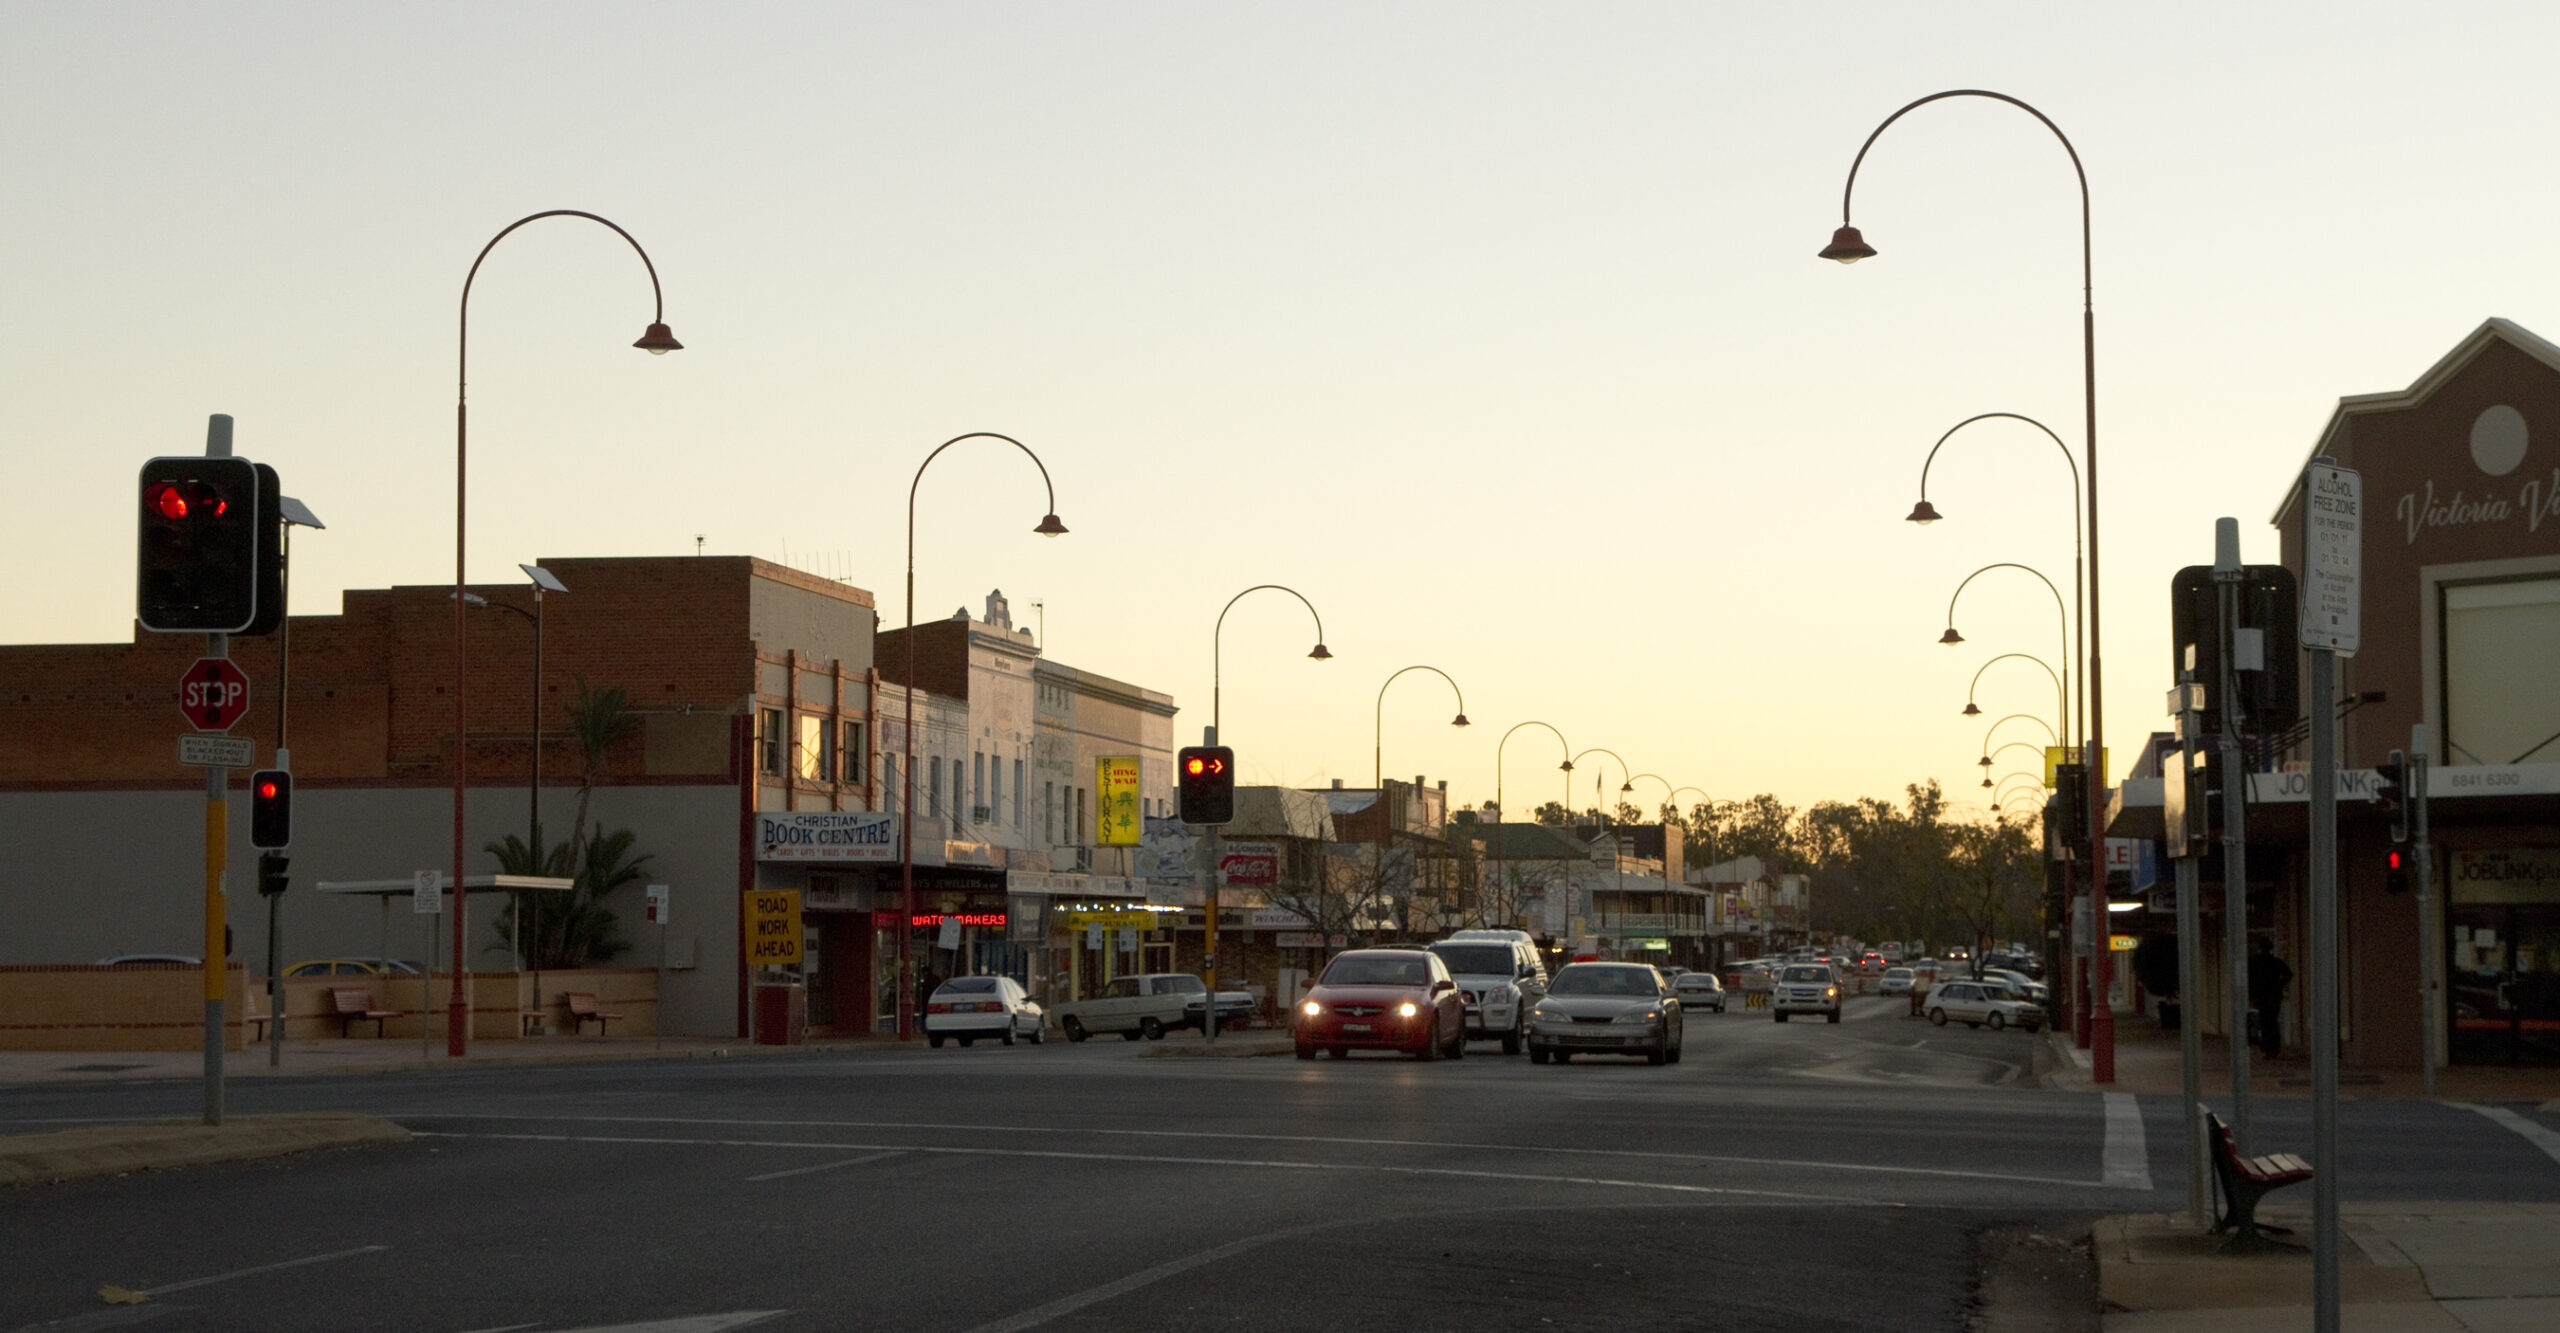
[1926,979,2045,1031]
[1880,967,1917,996]
[1527,963,1683,1065]
[1180,985,1256,1032]
[283,957,423,978]
[1295,949,1466,1060]
[1979,967,2049,1006]
[924,975,1045,1047]
[1049,972,1204,1042]
[1771,963,1842,1023]
[1671,971,1728,1012]
[1426,934,1548,1054]
[93,954,200,967]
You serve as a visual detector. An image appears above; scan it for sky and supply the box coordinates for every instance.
[6,3,2554,823]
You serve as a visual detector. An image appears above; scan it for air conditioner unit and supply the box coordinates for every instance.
[972,805,993,824]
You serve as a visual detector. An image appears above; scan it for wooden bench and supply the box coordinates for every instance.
[564,992,624,1036]
[242,984,273,1042]
[329,986,396,1038]
[2204,1106,2313,1250]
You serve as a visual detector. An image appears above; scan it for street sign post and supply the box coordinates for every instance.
[180,657,252,731]
[2300,460,2359,1332]
[2302,462,2362,654]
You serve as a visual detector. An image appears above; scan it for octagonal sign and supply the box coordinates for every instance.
[180,657,252,732]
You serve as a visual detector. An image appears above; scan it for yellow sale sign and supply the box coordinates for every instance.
[745,889,803,965]
[1096,755,1142,846]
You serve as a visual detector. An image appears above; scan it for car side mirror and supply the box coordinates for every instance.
[1432,979,1454,993]
[1299,978,1314,990]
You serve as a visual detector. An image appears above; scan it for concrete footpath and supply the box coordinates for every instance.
[2040,1020,2560,1108]
[2097,1204,2560,1331]
[0,1032,892,1086]
[0,1113,410,1187]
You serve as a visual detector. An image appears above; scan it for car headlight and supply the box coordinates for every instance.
[1301,1000,1322,1017]
[1397,1001,1419,1018]
[1826,986,1839,998]
[1613,1009,1661,1024]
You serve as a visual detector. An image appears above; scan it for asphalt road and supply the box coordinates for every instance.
[5,996,2556,1332]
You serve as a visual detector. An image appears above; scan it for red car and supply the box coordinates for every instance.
[1294,949,1466,1060]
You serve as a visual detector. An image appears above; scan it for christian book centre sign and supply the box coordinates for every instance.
[756,811,897,863]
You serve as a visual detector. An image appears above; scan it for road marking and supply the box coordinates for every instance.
[135,1245,389,1297]
[744,1150,904,1182]
[406,1113,2104,1189]
[2101,1093,2150,1190]
[412,1130,1865,1202]
[549,1315,785,1333]
[2458,1103,2560,1168]
[8,1308,183,1332]
[956,1228,1307,1333]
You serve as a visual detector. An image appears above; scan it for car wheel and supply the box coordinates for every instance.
[1529,1046,1550,1065]
[1667,1032,1683,1064]
[1646,1042,1667,1067]
[1001,1024,1016,1046]
[1928,1008,1949,1027]
[1295,1042,1317,1060]
[1446,1020,1465,1060]
[1326,1045,1348,1059]
[1063,1016,1088,1042]
[1501,1027,1523,1056]
[1140,1017,1165,1041]
[1030,1023,1046,1045]
[927,1034,946,1049]
[1415,1025,1438,1061]
[1988,1012,2006,1031]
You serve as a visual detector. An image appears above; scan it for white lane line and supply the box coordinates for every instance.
[551,1315,785,1333]
[2458,1102,2560,1168]
[405,1113,2100,1189]
[135,1244,389,1297]
[956,1228,1307,1333]
[2101,1093,2151,1190]
[411,1130,1865,1202]
[744,1150,903,1182]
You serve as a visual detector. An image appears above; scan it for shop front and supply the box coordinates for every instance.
[753,810,899,1036]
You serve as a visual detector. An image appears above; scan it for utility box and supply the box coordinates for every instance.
[752,982,806,1046]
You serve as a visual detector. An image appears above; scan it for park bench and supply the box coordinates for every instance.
[329,986,396,1038]
[564,992,624,1036]
[242,984,272,1042]
[2203,1106,2313,1249]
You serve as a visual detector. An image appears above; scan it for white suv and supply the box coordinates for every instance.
[1771,963,1842,1024]
[1427,933,1548,1055]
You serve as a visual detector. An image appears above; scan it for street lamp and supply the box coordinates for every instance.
[1567,747,1636,824]
[1211,585,1329,746]
[1372,665,1469,791]
[451,210,679,1057]
[265,495,323,1070]
[1907,413,2084,743]
[1493,721,1573,940]
[1820,87,2112,1081]
[1942,563,2071,733]
[1961,653,2066,742]
[895,433,1067,1040]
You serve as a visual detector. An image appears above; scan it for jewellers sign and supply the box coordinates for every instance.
[755,811,897,863]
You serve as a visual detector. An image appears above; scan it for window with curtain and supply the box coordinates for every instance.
[2444,577,2560,766]
[797,714,828,781]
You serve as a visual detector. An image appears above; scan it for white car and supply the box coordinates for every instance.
[1671,972,1728,1012]
[1880,967,1916,996]
[1925,979,2044,1031]
[1048,973,1202,1042]
[1771,964,1842,1023]
[924,975,1045,1047]
[1426,935,1548,1053]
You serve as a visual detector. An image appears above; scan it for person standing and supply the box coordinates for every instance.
[2247,937,2295,1059]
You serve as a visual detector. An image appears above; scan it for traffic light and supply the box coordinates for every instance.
[2375,748,2409,844]
[137,457,263,632]
[2385,848,2410,895]
[1177,745,1235,825]
[245,462,285,636]
[2053,763,2090,845]
[258,851,291,897]
[249,769,292,849]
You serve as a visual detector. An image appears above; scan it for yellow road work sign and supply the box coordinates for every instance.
[746,889,803,965]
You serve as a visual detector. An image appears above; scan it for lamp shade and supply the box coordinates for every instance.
[1450,713,1470,727]
[1307,643,1333,660]
[1033,513,1069,536]
[1906,499,1942,524]
[1962,702,1983,717]
[1939,627,1965,645]
[633,323,683,354]
[1818,225,1876,263]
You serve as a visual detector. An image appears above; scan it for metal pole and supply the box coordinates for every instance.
[2308,641,2340,1332]
[528,586,543,1025]
[2412,727,2439,1098]
[2176,841,2207,1225]
[201,414,233,1126]
[270,520,290,1071]
[1205,822,1222,1042]
[2215,519,2253,1152]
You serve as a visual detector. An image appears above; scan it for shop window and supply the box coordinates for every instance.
[1014,760,1026,827]
[758,708,784,775]
[797,714,828,781]
[883,754,900,813]
[990,756,1004,827]
[973,753,986,813]
[1044,781,1055,844]
[2445,577,2560,765]
[929,756,944,816]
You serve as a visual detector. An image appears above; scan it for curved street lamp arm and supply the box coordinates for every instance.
[1838,89,2090,300]
[1980,712,2059,750]
[460,210,670,402]
[1946,566,2071,710]
[1568,747,1635,812]
[1914,412,2080,509]
[1375,665,1468,790]
[1965,653,2066,737]
[1212,584,1329,740]
[1983,740,2046,765]
[1494,720,1573,824]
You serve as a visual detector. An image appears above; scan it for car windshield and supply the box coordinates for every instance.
[1675,976,1716,989]
[1429,945,1516,976]
[1781,966,1831,984]
[1548,967,1656,996]
[1885,968,1913,978]
[1322,955,1428,987]
[935,977,999,994]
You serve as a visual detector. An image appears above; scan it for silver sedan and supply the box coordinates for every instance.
[1526,963,1683,1066]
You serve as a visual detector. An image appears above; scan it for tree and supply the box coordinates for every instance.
[488,677,644,969]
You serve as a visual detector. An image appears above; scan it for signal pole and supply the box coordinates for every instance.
[201,414,234,1127]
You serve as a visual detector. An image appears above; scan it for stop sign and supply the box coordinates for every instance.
[180,657,252,732]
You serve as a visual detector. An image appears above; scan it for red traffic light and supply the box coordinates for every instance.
[257,779,280,800]
[150,482,189,520]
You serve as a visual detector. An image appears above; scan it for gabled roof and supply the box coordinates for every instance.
[2273,317,2560,526]
[1467,821,1590,860]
